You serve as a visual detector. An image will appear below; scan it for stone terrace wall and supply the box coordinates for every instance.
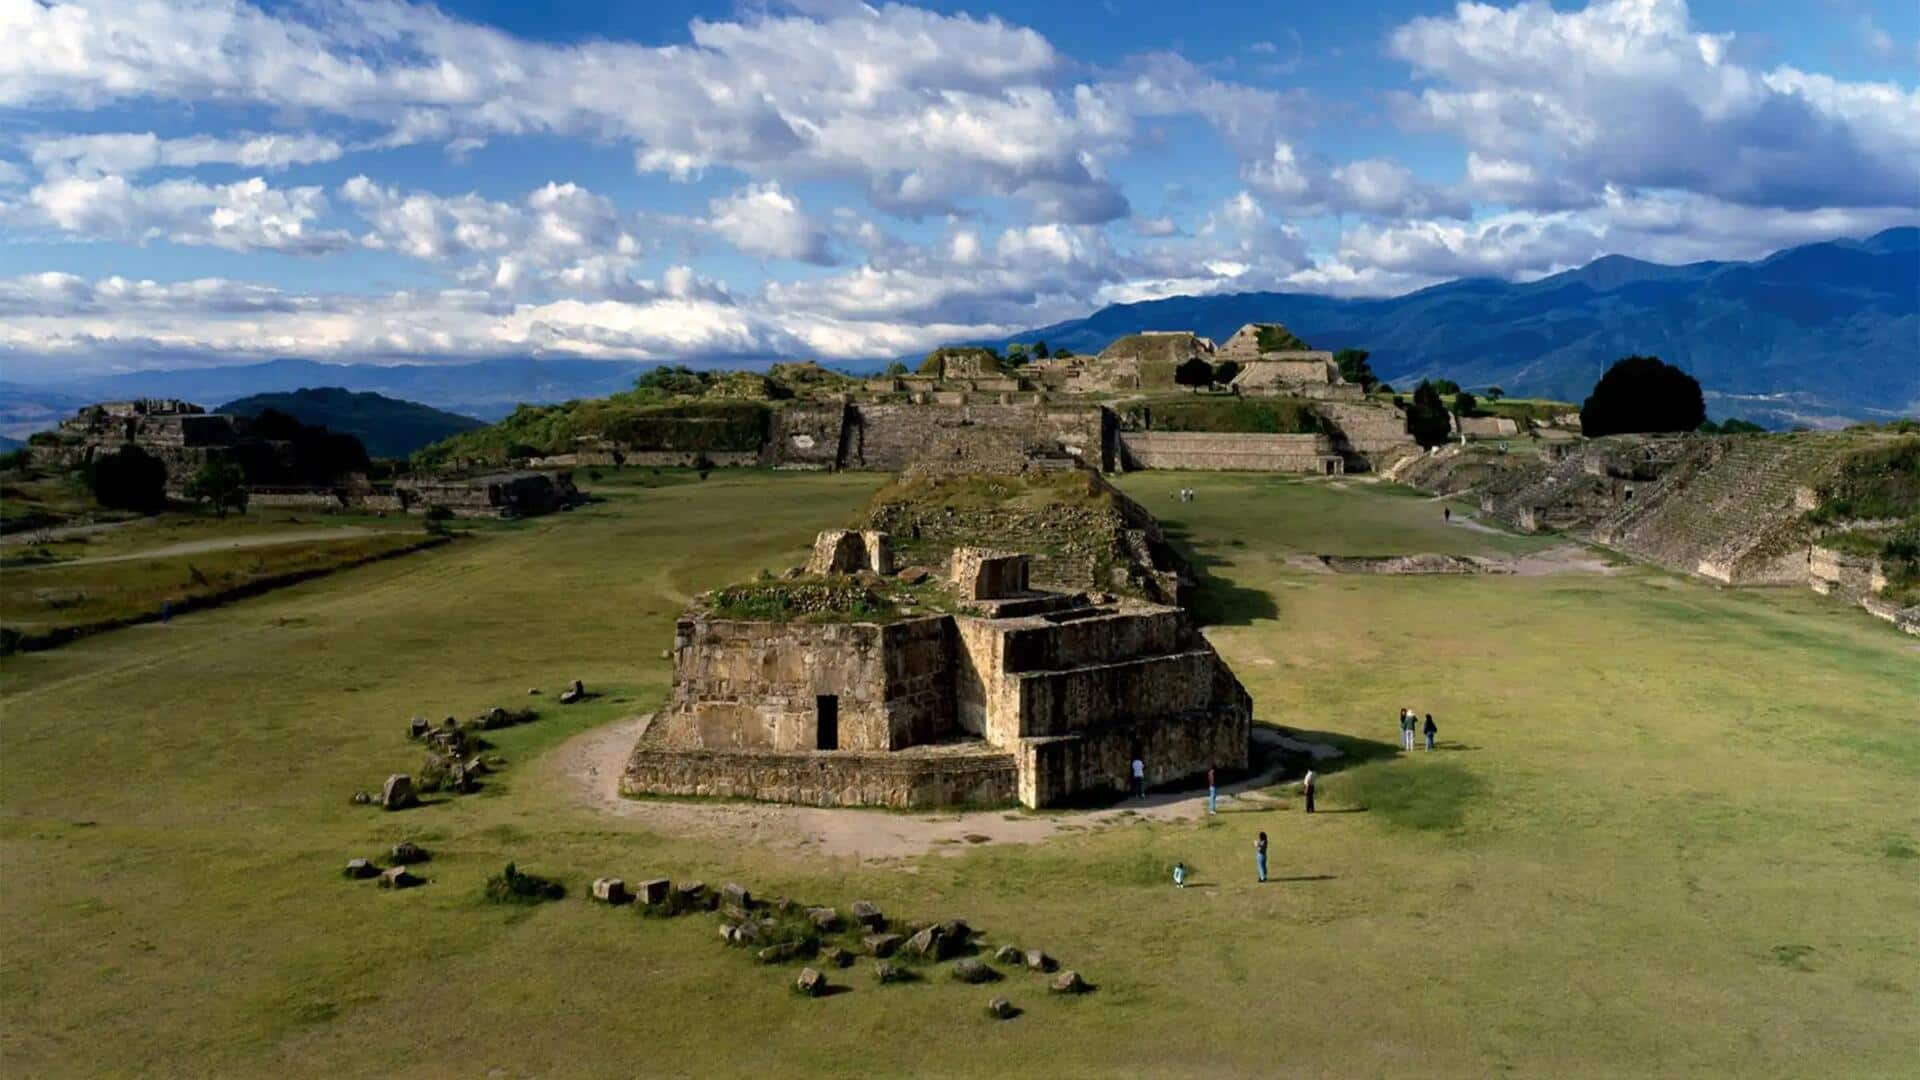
[1808,545,1884,601]
[1119,432,1342,474]
[846,402,1113,473]
[659,616,954,752]
[1016,662,1250,807]
[620,450,762,468]
[766,403,847,470]
[623,744,1017,809]
[1314,402,1413,463]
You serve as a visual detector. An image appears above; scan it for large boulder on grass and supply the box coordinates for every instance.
[560,679,585,705]
[994,945,1023,965]
[1024,949,1056,973]
[986,996,1016,1020]
[592,878,631,904]
[380,774,417,810]
[850,900,884,930]
[795,968,827,997]
[389,841,428,865]
[905,925,950,960]
[950,958,999,984]
[806,906,841,932]
[1050,970,1090,994]
[378,866,420,890]
[343,858,377,880]
[758,942,803,964]
[872,961,913,984]
[721,882,752,908]
[638,878,672,906]
[863,933,904,957]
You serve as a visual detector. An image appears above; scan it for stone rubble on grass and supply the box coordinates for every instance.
[1024,949,1056,973]
[721,882,752,908]
[794,968,827,997]
[850,900,885,929]
[343,858,377,880]
[560,679,586,705]
[380,773,417,811]
[676,881,712,909]
[408,716,430,739]
[591,878,631,904]
[821,946,852,969]
[863,933,904,958]
[986,997,1016,1020]
[758,942,803,964]
[350,791,372,806]
[389,841,427,865]
[872,961,912,984]
[639,878,672,906]
[806,906,841,931]
[993,945,1023,965]
[950,958,999,984]
[1050,970,1089,994]
[378,866,420,890]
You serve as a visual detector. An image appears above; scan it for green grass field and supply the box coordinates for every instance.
[2,468,1915,1076]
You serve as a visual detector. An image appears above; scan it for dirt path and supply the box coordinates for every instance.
[18,527,374,569]
[0,518,139,546]
[543,716,1323,864]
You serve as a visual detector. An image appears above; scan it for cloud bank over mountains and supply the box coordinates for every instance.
[0,0,1913,373]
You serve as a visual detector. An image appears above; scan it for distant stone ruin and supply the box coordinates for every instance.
[392,471,581,519]
[33,400,246,487]
[622,538,1251,809]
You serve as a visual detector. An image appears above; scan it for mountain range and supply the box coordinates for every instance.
[219,387,487,459]
[1,229,1912,435]
[991,227,1919,428]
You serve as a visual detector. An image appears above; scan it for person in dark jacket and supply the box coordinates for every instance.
[1302,770,1316,813]
[1424,713,1437,751]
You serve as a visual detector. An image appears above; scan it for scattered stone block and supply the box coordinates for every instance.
[638,878,672,906]
[721,902,751,924]
[721,882,752,908]
[905,925,947,960]
[850,900,884,929]
[719,925,740,945]
[758,942,803,964]
[773,897,802,916]
[994,945,1023,965]
[1050,970,1090,994]
[592,878,631,905]
[806,906,841,931]
[408,716,429,739]
[380,774,417,811]
[937,918,972,943]
[822,946,852,969]
[950,958,999,984]
[1024,949,1056,973]
[350,791,372,806]
[559,679,586,705]
[986,996,1016,1020]
[795,968,827,997]
[863,933,904,958]
[389,841,427,865]
[528,687,541,696]
[872,961,913,984]
[675,881,709,907]
[378,866,420,890]
[343,858,377,880]
[895,567,930,585]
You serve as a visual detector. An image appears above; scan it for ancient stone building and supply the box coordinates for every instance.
[394,470,580,518]
[623,545,1251,809]
[33,400,246,486]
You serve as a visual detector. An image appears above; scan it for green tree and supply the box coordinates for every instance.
[1333,348,1379,391]
[183,460,248,517]
[1406,380,1454,448]
[1053,347,1074,359]
[1213,360,1242,387]
[1005,343,1029,366]
[1032,340,1050,359]
[83,445,169,513]
[1431,378,1461,396]
[1580,355,1705,437]
[1453,391,1479,416]
[1484,386,1505,402]
[633,364,709,396]
[1174,356,1216,392]
[883,360,908,377]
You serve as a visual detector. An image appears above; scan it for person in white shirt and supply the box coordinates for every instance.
[1131,757,1146,798]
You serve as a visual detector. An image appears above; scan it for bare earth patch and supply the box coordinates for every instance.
[545,715,1320,863]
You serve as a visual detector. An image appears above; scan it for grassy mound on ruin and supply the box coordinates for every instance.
[1122,397,1326,435]
[413,398,772,470]
[1253,324,1310,352]
[702,573,955,624]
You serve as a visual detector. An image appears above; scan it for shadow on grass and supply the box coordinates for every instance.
[1160,523,1278,627]
[1269,875,1337,883]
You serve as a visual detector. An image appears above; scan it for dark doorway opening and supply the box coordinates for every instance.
[816,695,839,750]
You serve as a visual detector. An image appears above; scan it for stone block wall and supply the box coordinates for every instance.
[767,403,847,470]
[1808,545,1885,600]
[845,402,1113,473]
[1118,432,1342,474]
[623,745,1017,809]
[618,450,762,468]
[660,615,955,753]
[1314,402,1414,461]
[1016,671,1251,807]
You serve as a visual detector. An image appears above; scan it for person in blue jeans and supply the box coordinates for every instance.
[1424,713,1437,751]
[1255,832,1268,882]
[1207,766,1217,815]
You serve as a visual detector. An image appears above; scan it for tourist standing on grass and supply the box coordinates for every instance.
[1173,861,1187,888]
[1256,832,1269,882]
[1444,506,1452,523]
[1401,708,1415,750]
[1303,770,1316,813]
[1208,765,1217,815]
[1424,714,1437,751]
[1132,756,1146,799]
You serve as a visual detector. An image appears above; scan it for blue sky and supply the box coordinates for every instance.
[0,0,1915,376]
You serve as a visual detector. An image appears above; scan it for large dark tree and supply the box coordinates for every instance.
[1174,356,1216,391]
[1334,348,1379,391]
[1580,355,1706,437]
[84,445,169,513]
[1406,380,1454,448]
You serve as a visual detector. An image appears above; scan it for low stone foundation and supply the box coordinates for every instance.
[622,739,1017,809]
[1118,432,1343,474]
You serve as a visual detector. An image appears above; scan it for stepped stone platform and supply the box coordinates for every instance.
[622,545,1250,810]
[1118,432,1343,474]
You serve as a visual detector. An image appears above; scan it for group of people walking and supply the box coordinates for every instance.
[1399,707,1437,751]
[1172,488,1198,503]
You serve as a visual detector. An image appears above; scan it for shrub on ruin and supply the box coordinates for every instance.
[1334,348,1379,391]
[83,445,169,514]
[1173,357,1215,392]
[183,461,248,518]
[1405,381,1454,448]
[1452,391,1479,417]
[1580,356,1705,437]
[1254,325,1307,352]
[483,863,565,904]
